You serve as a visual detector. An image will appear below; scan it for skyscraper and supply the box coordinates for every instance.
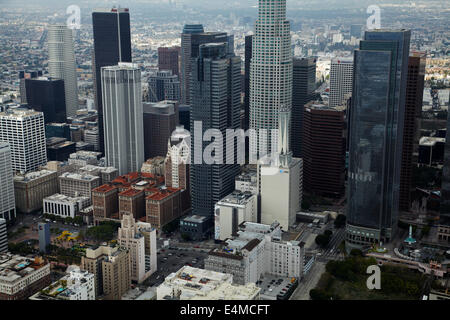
[0,218,6,253]
[25,77,66,123]
[0,109,47,173]
[19,70,42,104]
[48,24,78,117]
[0,143,15,221]
[329,57,353,108]
[292,57,316,158]
[92,8,132,155]
[101,63,144,175]
[439,92,450,241]
[190,43,241,217]
[244,35,252,131]
[249,0,292,158]
[158,46,180,76]
[346,29,411,251]
[399,53,426,211]
[143,101,178,159]
[180,25,230,105]
[148,70,181,102]
[302,103,345,197]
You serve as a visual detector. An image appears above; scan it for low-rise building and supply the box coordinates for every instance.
[205,221,306,285]
[14,170,59,213]
[30,266,95,300]
[43,193,90,218]
[92,184,119,222]
[180,215,213,241]
[59,172,100,201]
[67,151,101,167]
[141,157,166,176]
[157,266,260,300]
[78,165,118,185]
[0,255,51,300]
[119,188,146,221]
[214,191,258,241]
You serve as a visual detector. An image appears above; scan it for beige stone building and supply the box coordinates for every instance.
[117,214,157,283]
[81,245,130,300]
[14,170,59,213]
[59,172,100,201]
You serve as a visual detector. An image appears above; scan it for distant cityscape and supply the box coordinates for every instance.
[0,0,449,303]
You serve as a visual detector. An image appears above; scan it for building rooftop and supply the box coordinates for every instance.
[59,172,99,182]
[0,254,48,283]
[0,108,43,119]
[182,215,209,224]
[146,187,180,201]
[119,188,144,197]
[217,190,255,206]
[92,184,117,193]
[420,136,446,146]
[44,193,90,204]
[14,169,56,183]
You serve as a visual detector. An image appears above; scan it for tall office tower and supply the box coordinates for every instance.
[0,143,15,221]
[19,70,42,104]
[292,57,316,158]
[190,43,241,217]
[117,214,156,283]
[399,53,426,211]
[178,105,190,131]
[0,218,6,253]
[259,108,302,230]
[148,70,181,102]
[249,0,292,158]
[329,57,353,107]
[440,92,450,240]
[92,7,132,155]
[303,103,345,197]
[48,24,78,118]
[180,24,230,104]
[143,101,178,159]
[0,109,47,173]
[101,63,144,175]
[244,35,252,131]
[158,46,180,76]
[346,30,411,252]
[25,77,66,123]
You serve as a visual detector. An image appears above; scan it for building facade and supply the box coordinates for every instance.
[0,143,16,220]
[158,46,180,76]
[346,30,411,251]
[329,57,353,108]
[48,24,78,117]
[148,70,181,102]
[102,63,144,175]
[0,109,47,173]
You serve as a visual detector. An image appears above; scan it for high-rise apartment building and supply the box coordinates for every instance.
[292,57,316,158]
[250,0,292,158]
[399,53,426,211]
[143,101,178,159]
[158,46,180,76]
[148,70,181,102]
[25,77,66,123]
[117,214,157,283]
[92,8,132,154]
[48,24,78,117]
[302,103,345,197]
[0,143,15,220]
[0,109,47,173]
[329,57,353,107]
[101,63,144,175]
[180,25,230,104]
[346,30,411,251]
[190,43,241,217]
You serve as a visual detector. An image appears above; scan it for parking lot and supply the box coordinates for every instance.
[257,274,298,300]
[143,247,208,288]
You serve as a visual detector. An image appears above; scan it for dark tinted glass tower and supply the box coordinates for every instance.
[440,92,450,233]
[180,24,230,105]
[292,57,316,158]
[190,43,241,217]
[346,29,411,252]
[92,8,132,155]
[25,77,66,123]
[399,53,425,211]
[244,35,252,131]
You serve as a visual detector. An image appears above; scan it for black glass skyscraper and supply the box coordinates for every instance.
[292,57,316,158]
[244,35,252,131]
[346,29,411,251]
[190,43,241,217]
[92,8,132,154]
[25,77,66,123]
[440,92,450,237]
